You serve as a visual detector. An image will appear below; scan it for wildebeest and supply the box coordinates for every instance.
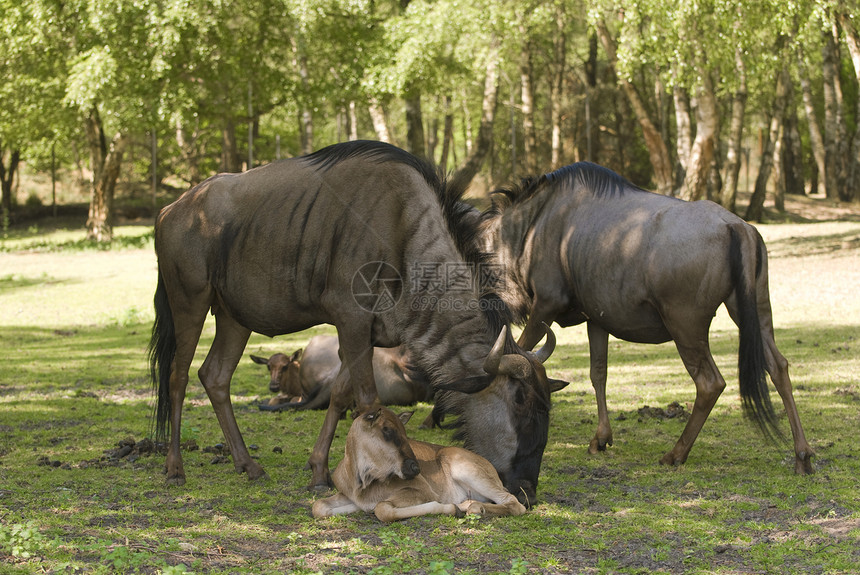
[312,407,527,521]
[480,161,814,474]
[251,336,434,411]
[148,140,563,503]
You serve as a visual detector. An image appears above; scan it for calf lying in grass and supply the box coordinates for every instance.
[312,407,526,522]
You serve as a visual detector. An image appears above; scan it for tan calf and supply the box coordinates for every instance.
[312,408,526,522]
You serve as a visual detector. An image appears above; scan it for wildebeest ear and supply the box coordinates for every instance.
[436,375,491,394]
[250,355,269,366]
[398,411,414,425]
[289,348,303,362]
[548,378,569,393]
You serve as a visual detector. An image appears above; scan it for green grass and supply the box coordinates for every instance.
[0,221,859,574]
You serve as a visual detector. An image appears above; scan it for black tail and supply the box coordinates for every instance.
[729,227,783,441]
[148,267,175,443]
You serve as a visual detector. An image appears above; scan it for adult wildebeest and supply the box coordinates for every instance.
[481,161,814,474]
[251,336,433,410]
[148,140,563,503]
[312,407,527,521]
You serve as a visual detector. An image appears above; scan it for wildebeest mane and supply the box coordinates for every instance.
[488,161,643,215]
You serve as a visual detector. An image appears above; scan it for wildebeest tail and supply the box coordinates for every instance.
[148,266,175,443]
[729,227,783,441]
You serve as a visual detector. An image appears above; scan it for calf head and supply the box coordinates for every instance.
[250,349,303,395]
[348,408,420,488]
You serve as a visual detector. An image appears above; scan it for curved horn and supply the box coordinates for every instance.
[533,322,556,364]
[483,326,508,375]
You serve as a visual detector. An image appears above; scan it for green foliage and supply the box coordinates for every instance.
[0,521,53,559]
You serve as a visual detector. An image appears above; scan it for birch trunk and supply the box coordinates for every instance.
[797,49,826,194]
[453,40,500,186]
[721,47,747,213]
[680,71,718,201]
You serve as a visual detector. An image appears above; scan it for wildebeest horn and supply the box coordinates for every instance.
[534,322,556,364]
[483,326,508,375]
[484,326,533,380]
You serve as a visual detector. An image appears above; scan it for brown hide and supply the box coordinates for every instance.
[312,408,526,521]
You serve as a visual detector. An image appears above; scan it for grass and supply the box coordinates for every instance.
[0,219,859,574]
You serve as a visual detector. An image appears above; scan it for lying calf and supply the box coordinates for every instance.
[312,407,526,522]
[252,336,434,411]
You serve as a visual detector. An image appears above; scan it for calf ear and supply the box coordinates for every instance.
[250,355,269,366]
[289,348,303,362]
[548,378,569,393]
[398,411,414,425]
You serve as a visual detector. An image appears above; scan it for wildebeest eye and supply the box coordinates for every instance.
[515,387,526,405]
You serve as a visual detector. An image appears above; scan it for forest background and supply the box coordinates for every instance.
[2,0,860,240]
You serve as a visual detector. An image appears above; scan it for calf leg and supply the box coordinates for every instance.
[374,501,460,522]
[312,493,360,518]
[198,312,264,480]
[587,322,613,454]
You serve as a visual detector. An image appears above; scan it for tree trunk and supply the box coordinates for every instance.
[673,76,693,187]
[721,47,748,213]
[822,24,847,200]
[584,32,600,161]
[772,124,785,212]
[518,27,537,174]
[0,146,21,218]
[839,11,860,201]
[745,64,790,222]
[797,49,826,194]
[452,39,500,186]
[782,104,805,196]
[597,20,673,195]
[404,89,425,158]
[176,119,202,186]
[221,119,241,173]
[550,6,566,169]
[680,71,718,201]
[84,107,126,242]
[368,100,391,143]
[440,95,454,173]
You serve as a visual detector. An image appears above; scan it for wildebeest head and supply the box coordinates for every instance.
[439,324,567,507]
[250,349,303,396]
[349,408,421,488]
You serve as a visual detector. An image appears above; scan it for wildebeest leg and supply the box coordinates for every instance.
[727,293,815,474]
[307,334,377,490]
[197,313,265,480]
[164,298,210,486]
[661,329,726,467]
[587,322,613,454]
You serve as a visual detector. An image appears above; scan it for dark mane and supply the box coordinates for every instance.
[488,161,643,214]
[305,140,440,187]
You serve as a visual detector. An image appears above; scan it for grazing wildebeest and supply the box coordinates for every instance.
[312,407,527,521]
[148,140,563,503]
[480,161,814,474]
[251,336,433,411]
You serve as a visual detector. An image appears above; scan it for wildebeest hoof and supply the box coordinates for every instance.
[166,475,186,487]
[588,438,611,454]
[795,452,815,475]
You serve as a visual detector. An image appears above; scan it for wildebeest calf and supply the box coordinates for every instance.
[251,335,434,411]
[312,407,527,522]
